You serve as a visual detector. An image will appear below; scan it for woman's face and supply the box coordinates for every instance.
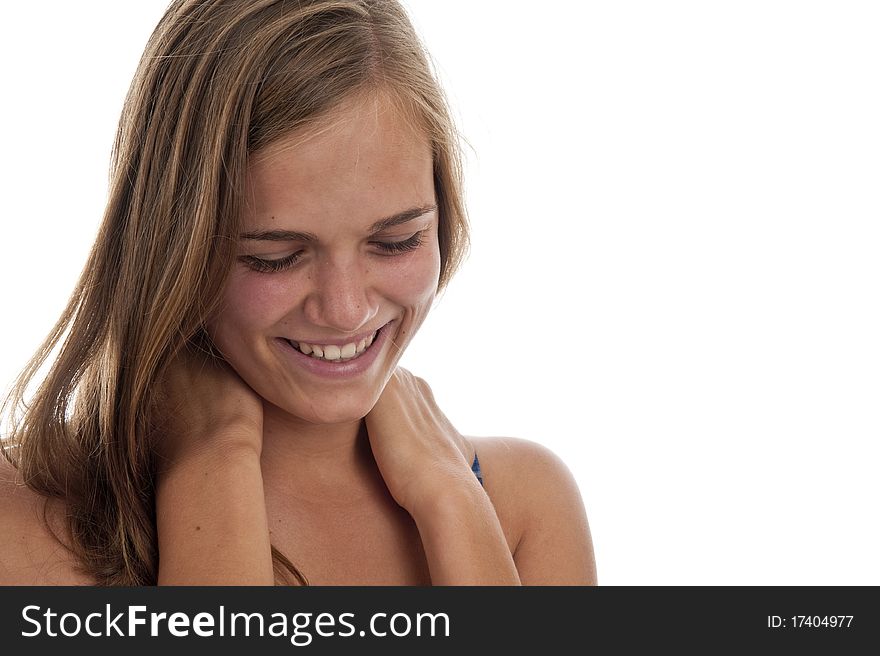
[207,92,440,425]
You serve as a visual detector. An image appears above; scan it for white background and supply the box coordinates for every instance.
[1,1,878,585]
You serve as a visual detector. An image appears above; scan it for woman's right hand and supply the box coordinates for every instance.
[152,332,275,585]
[152,333,265,469]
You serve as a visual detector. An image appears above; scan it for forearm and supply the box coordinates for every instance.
[412,478,521,586]
[155,445,274,585]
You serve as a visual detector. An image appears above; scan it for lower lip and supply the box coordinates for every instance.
[274,322,392,380]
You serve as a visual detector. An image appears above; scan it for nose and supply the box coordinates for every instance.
[302,255,378,334]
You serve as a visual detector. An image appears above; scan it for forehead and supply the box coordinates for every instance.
[244,92,434,228]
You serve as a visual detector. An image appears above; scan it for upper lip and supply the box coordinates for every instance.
[284,323,387,347]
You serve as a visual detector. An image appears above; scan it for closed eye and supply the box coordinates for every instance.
[239,251,304,273]
[372,230,426,254]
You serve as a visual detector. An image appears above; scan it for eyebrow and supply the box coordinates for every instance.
[239,204,437,242]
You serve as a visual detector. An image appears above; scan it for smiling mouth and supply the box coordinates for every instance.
[285,328,380,362]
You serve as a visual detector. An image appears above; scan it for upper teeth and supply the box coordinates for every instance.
[293,332,376,361]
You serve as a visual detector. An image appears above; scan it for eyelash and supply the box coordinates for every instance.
[241,231,426,274]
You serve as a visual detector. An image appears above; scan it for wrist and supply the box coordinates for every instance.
[156,433,262,477]
[406,472,486,521]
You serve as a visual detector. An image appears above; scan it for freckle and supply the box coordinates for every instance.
[195,526,201,531]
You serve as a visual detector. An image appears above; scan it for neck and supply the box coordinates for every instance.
[259,401,382,504]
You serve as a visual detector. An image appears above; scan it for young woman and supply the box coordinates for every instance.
[0,0,596,586]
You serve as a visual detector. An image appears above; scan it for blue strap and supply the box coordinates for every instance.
[471,452,484,487]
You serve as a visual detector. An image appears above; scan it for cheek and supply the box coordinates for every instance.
[385,243,441,307]
[377,248,440,355]
[209,273,296,344]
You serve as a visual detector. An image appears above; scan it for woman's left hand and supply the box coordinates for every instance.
[365,367,476,516]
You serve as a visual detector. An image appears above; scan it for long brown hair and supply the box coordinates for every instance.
[0,0,469,585]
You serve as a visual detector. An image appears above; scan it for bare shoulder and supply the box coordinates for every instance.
[0,457,95,585]
[467,436,598,585]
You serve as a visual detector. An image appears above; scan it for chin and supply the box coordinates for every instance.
[269,393,377,426]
